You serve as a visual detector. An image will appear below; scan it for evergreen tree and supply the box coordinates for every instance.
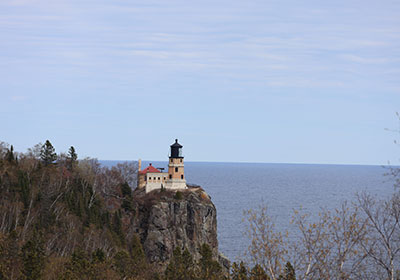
[67,146,78,170]
[121,182,132,197]
[17,170,30,209]
[61,249,93,280]
[165,247,195,280]
[249,264,269,280]
[198,244,222,280]
[6,145,14,162]
[21,233,45,280]
[92,248,105,263]
[113,250,133,278]
[283,262,296,280]
[112,211,125,244]
[121,182,134,211]
[231,261,248,280]
[129,234,146,264]
[40,140,57,166]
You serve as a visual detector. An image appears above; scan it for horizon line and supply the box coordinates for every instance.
[99,159,398,168]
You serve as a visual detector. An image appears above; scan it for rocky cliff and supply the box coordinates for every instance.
[128,186,229,269]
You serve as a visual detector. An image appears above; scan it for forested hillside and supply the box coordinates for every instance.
[0,141,230,280]
[0,140,156,279]
[2,140,399,280]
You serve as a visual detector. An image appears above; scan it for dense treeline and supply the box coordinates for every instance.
[0,140,157,279]
[0,141,230,280]
[1,139,400,280]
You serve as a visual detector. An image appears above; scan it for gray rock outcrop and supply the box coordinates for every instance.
[129,186,228,269]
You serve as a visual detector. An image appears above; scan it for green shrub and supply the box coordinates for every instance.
[174,191,183,200]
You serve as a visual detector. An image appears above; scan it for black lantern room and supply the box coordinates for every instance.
[170,139,183,158]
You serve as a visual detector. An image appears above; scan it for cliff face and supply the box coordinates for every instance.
[129,186,225,267]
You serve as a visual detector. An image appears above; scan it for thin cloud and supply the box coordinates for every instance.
[340,54,389,64]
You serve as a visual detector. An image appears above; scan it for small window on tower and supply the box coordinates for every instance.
[180,159,182,163]
[169,174,172,179]
[175,167,178,172]
[170,159,173,163]
[181,175,184,179]
[158,177,160,180]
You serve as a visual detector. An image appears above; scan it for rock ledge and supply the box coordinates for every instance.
[130,186,228,269]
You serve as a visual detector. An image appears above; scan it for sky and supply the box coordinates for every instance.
[0,0,399,165]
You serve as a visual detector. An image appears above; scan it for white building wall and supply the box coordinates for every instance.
[164,179,187,190]
[145,172,168,193]
[144,172,187,193]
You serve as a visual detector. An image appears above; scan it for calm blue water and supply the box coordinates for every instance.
[102,161,396,261]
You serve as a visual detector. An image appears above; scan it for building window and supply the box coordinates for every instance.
[180,159,182,163]
[181,175,184,179]
[170,159,173,163]
[175,167,178,172]
[169,174,172,179]
[158,177,160,180]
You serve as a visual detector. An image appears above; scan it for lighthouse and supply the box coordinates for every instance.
[165,139,187,190]
[137,139,188,193]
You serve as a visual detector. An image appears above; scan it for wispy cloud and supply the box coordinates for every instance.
[340,54,390,64]
[0,0,399,90]
[0,0,399,164]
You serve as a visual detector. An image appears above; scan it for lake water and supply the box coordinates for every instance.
[102,160,396,262]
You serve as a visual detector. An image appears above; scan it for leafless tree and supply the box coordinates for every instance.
[245,202,372,280]
[26,142,43,159]
[111,161,138,189]
[0,141,10,159]
[357,192,400,280]
[244,206,287,280]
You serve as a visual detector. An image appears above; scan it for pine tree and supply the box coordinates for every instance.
[129,234,146,264]
[92,248,105,263]
[198,244,222,280]
[113,250,133,278]
[40,140,57,166]
[231,261,249,280]
[6,145,14,162]
[112,211,125,244]
[21,233,45,280]
[279,262,295,280]
[67,146,78,170]
[250,264,269,280]
[61,249,93,279]
[165,247,195,280]
[121,182,132,197]
[121,182,134,211]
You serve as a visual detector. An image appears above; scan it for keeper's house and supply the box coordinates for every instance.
[137,139,187,193]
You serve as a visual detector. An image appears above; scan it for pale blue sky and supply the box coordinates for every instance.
[1,0,399,165]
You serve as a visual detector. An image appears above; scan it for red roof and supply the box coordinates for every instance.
[139,163,161,174]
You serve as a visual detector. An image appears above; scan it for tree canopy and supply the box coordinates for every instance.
[40,140,57,165]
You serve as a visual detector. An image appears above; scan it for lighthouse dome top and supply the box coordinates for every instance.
[170,139,183,148]
[170,139,183,158]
